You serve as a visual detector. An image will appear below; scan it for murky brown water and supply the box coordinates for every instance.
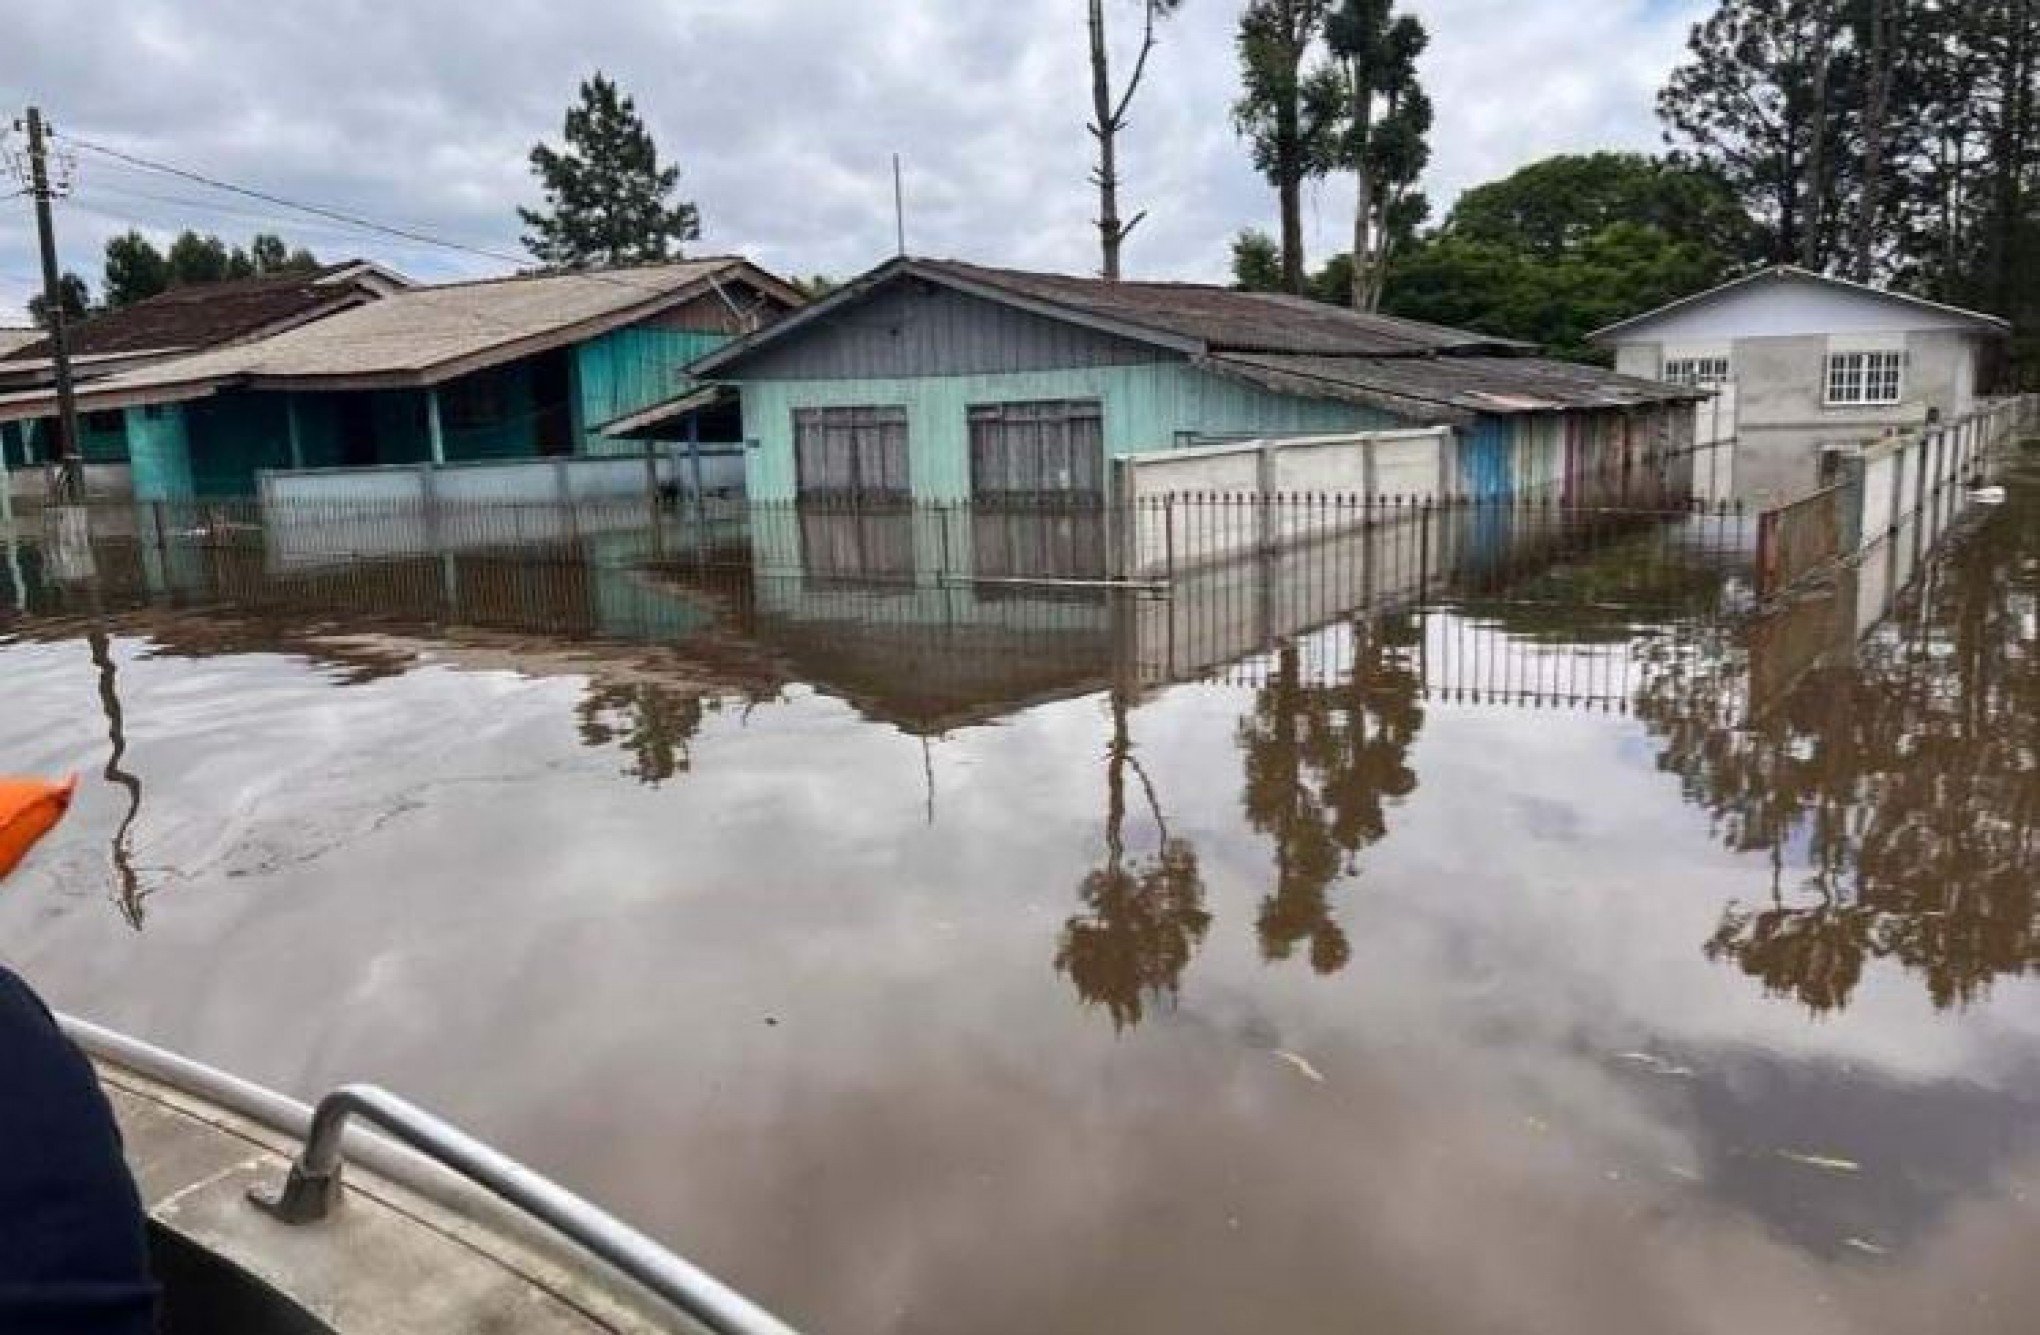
[1,470,2035,1334]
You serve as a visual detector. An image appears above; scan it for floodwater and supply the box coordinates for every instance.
[0,472,2035,1335]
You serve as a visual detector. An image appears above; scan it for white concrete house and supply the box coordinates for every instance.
[1592,267,2010,504]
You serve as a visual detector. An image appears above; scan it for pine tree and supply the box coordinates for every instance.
[519,73,701,270]
[1658,0,1863,271]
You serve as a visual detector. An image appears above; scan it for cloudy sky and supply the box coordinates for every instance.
[2,0,1705,321]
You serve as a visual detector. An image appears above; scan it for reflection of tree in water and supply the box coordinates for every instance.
[574,683,709,786]
[1236,616,1425,974]
[1057,690,1209,1030]
[88,630,150,929]
[1638,482,2039,1014]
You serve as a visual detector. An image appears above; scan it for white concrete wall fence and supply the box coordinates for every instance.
[254,452,731,568]
[1112,428,1454,577]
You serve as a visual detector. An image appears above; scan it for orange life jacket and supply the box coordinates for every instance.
[0,776,77,881]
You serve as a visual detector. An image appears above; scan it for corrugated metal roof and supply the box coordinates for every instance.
[1203,353,1708,420]
[921,259,1533,357]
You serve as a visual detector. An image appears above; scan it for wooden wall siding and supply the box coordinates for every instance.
[1512,416,1567,496]
[740,363,1393,501]
[575,327,731,446]
[126,404,195,501]
[183,393,298,497]
[1458,417,1514,499]
[727,281,1168,382]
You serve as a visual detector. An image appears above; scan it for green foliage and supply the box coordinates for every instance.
[1229,229,1285,291]
[248,233,319,276]
[1376,153,1752,359]
[1659,0,2040,342]
[520,72,701,270]
[102,231,170,308]
[1387,222,1731,362]
[1658,0,1853,268]
[1448,151,1761,264]
[27,271,92,329]
[165,231,233,286]
[1324,0,1431,307]
[1232,0,1339,290]
[101,230,324,310]
[790,274,839,300]
[1232,227,1355,303]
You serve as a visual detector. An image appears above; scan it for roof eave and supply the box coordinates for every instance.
[1197,354,1475,426]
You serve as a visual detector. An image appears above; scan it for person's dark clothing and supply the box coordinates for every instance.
[0,966,157,1334]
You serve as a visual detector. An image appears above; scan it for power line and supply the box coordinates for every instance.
[51,132,767,322]
[55,133,762,314]
[56,132,534,271]
[71,181,466,250]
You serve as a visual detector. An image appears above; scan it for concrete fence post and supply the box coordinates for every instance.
[1256,442,1277,555]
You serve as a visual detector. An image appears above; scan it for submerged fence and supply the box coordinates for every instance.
[1754,394,2037,599]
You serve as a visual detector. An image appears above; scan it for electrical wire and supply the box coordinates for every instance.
[56,132,535,271]
[52,132,774,325]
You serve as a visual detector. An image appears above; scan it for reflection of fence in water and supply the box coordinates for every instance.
[1197,613,1658,715]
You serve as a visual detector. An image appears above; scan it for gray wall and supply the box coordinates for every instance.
[728,278,1171,381]
[1616,329,1986,505]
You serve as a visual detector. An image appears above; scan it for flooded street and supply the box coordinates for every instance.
[1,470,2036,1335]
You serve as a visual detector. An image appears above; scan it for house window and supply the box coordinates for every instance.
[1663,357,1731,389]
[967,400,1105,501]
[793,406,910,501]
[84,410,124,434]
[1825,350,1905,406]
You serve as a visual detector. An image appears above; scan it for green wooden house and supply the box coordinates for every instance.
[0,259,801,500]
[684,257,1703,506]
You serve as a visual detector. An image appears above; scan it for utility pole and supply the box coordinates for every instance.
[19,107,83,503]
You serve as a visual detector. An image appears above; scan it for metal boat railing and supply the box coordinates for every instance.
[58,1014,804,1335]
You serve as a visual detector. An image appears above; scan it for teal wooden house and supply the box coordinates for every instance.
[0,259,801,500]
[685,258,1704,506]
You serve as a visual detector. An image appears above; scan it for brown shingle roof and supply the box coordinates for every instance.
[4,262,389,363]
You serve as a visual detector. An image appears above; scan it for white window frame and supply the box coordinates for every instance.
[1824,349,1906,407]
[1663,356,1732,389]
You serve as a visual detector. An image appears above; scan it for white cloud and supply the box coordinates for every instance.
[0,0,1708,319]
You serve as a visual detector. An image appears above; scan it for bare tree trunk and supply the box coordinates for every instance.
[1363,190,1399,310]
[1801,8,1835,270]
[1988,0,2034,312]
[1855,0,1892,282]
[1090,0,1124,280]
[1348,59,1375,310]
[1280,162,1307,293]
[1090,0,1166,282]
